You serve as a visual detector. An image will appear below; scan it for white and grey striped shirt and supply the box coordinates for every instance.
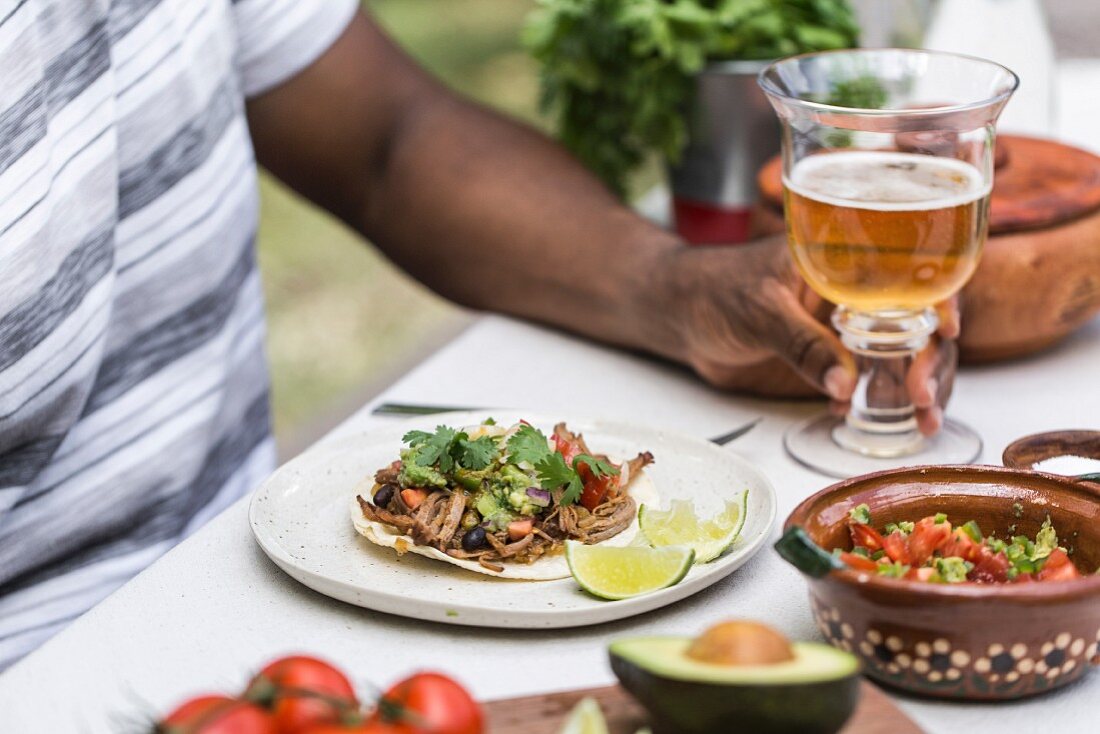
[0,0,357,670]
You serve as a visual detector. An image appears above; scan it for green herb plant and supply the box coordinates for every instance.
[524,0,860,195]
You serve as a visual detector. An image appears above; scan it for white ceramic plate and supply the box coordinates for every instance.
[250,411,777,628]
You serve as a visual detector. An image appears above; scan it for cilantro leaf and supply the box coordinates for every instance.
[507,424,553,466]
[402,430,433,446]
[535,451,584,505]
[455,435,497,471]
[573,454,620,478]
[411,426,458,470]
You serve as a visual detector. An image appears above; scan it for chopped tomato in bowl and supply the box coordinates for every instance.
[781,465,1100,701]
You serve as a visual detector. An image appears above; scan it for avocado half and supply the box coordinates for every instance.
[609,637,860,734]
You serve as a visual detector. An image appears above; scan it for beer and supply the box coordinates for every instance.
[783,151,990,312]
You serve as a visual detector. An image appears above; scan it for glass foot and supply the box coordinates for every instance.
[784,413,982,479]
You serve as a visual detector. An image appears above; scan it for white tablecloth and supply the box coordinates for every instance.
[1,312,1098,733]
[3,58,1100,734]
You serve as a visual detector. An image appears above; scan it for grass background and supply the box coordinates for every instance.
[257,0,540,452]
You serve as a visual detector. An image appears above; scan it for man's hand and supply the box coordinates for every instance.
[245,12,956,434]
[656,236,958,435]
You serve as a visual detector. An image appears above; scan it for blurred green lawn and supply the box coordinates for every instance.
[257,1,539,446]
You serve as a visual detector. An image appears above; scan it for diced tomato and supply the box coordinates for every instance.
[882,531,912,564]
[507,520,533,541]
[907,517,953,565]
[849,523,886,552]
[905,567,937,582]
[971,548,1011,583]
[1038,549,1081,581]
[839,552,878,572]
[553,435,581,465]
[576,460,617,511]
[401,488,427,510]
[940,528,983,563]
[1013,572,1036,583]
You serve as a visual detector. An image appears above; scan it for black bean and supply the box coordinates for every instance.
[462,526,487,551]
[373,484,397,508]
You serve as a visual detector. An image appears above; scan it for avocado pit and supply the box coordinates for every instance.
[686,621,795,666]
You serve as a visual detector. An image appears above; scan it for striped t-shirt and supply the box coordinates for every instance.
[0,0,357,670]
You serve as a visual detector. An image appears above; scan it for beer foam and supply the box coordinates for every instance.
[784,150,990,211]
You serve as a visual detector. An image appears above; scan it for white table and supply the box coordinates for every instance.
[1,312,1099,733]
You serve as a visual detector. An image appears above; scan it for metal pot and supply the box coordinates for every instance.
[668,60,779,245]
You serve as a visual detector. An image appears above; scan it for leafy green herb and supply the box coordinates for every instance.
[525,0,860,195]
[403,425,499,473]
[849,503,871,525]
[456,435,498,471]
[506,424,553,466]
[1013,502,1024,519]
[534,451,621,506]
[1034,516,1058,559]
[575,453,620,479]
[535,451,584,505]
[934,512,948,524]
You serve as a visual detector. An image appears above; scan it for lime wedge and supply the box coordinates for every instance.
[558,697,609,734]
[566,541,694,600]
[638,490,749,563]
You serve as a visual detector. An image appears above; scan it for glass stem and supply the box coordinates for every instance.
[831,307,939,458]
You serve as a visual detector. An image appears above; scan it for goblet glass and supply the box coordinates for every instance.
[758,49,1018,478]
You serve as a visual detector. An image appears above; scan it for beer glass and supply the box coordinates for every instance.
[759,49,1017,477]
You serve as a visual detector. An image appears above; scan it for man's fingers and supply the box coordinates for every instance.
[906,345,939,410]
[915,406,944,436]
[936,297,960,340]
[762,280,856,401]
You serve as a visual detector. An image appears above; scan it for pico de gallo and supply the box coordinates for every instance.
[837,504,1083,583]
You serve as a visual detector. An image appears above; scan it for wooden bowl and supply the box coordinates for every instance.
[756,136,1100,364]
[783,465,1100,700]
[1003,430,1100,476]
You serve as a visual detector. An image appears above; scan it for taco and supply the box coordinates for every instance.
[351,419,656,579]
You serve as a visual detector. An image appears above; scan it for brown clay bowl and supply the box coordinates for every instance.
[1003,430,1100,480]
[783,465,1100,700]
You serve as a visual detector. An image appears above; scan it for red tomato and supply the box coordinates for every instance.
[906,517,953,565]
[971,548,1011,583]
[374,672,483,734]
[298,725,395,734]
[157,695,274,734]
[577,461,616,511]
[939,528,982,563]
[553,435,580,465]
[1038,549,1081,581]
[838,552,878,572]
[506,519,533,541]
[247,656,359,734]
[882,531,912,564]
[401,489,427,510]
[849,523,886,553]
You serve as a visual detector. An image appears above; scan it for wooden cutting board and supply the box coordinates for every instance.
[485,681,923,734]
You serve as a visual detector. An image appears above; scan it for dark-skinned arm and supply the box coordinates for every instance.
[245,11,957,433]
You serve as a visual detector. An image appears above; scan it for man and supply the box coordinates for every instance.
[0,1,954,670]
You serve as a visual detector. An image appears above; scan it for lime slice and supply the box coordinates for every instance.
[566,541,694,600]
[558,697,609,734]
[638,490,749,563]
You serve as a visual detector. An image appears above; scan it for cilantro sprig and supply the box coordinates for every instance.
[403,425,498,473]
[505,423,620,505]
[535,451,620,506]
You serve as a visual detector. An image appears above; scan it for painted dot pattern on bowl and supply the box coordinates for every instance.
[812,598,1100,699]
